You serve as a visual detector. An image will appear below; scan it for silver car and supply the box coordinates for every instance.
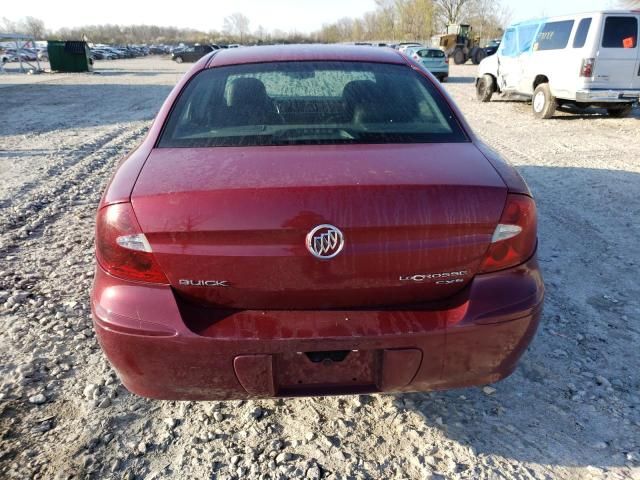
[406,47,449,82]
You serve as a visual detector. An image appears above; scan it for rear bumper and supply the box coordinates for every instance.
[424,65,449,75]
[91,256,544,400]
[575,89,640,103]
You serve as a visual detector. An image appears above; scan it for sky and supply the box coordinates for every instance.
[508,0,619,23]
[0,0,624,33]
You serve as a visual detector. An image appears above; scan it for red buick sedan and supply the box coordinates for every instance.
[92,45,543,400]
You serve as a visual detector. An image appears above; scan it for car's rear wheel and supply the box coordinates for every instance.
[532,83,557,119]
[607,104,633,118]
[476,74,495,102]
[175,56,183,64]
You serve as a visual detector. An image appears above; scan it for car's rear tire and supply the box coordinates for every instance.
[607,104,633,118]
[453,49,466,65]
[476,74,495,102]
[532,83,557,119]
[175,56,183,64]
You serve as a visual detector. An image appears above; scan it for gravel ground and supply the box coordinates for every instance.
[1,58,639,480]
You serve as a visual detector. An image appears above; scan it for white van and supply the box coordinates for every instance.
[476,10,640,118]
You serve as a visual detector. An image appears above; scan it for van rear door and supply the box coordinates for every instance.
[634,15,640,90]
[595,15,638,90]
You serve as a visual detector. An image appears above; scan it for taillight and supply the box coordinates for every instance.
[479,194,537,273]
[95,203,169,284]
[580,58,595,77]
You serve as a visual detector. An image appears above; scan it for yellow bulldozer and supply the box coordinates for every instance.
[439,24,487,65]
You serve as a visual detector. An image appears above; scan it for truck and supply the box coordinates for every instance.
[476,10,640,118]
[439,24,487,65]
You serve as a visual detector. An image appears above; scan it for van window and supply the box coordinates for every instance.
[501,28,517,56]
[573,18,592,48]
[535,20,574,50]
[602,17,638,48]
[518,24,539,53]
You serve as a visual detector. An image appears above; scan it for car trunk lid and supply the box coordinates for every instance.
[131,143,507,309]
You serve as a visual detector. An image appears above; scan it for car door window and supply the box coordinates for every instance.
[602,16,638,48]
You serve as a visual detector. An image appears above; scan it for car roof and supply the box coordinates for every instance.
[208,44,407,68]
[509,9,639,27]
[407,46,442,52]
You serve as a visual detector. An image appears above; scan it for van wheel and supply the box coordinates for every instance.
[453,49,466,65]
[175,56,183,64]
[532,83,557,119]
[476,74,495,102]
[607,104,633,118]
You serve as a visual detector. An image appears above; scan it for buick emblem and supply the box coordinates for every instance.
[306,224,345,259]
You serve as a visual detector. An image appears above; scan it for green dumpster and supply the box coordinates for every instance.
[47,40,93,72]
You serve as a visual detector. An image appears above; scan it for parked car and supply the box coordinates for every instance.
[149,45,168,54]
[92,44,543,400]
[91,49,118,60]
[1,51,17,63]
[99,47,124,58]
[398,42,422,52]
[171,44,216,63]
[406,46,449,82]
[484,39,501,56]
[6,48,36,61]
[476,10,640,118]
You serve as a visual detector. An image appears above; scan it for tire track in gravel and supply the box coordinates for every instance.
[0,124,148,253]
[0,125,132,208]
[2,60,639,480]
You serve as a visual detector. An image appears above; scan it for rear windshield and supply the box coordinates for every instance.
[158,61,467,147]
[602,16,638,48]
[417,49,445,58]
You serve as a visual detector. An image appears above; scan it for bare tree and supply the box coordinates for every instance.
[621,1,640,6]
[223,13,250,43]
[375,0,398,40]
[435,0,471,25]
[21,16,46,39]
[254,25,267,41]
[1,17,18,32]
[463,0,511,42]
[396,0,435,41]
